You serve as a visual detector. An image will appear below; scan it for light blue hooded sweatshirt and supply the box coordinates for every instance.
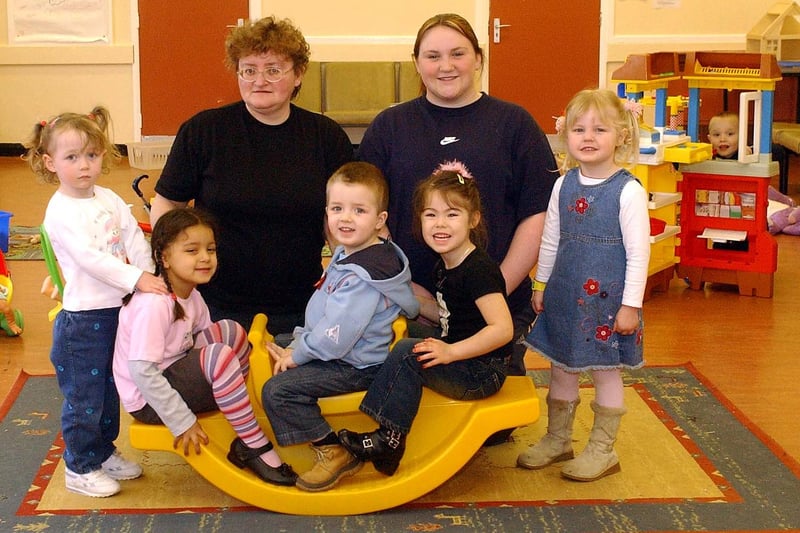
[289,239,419,369]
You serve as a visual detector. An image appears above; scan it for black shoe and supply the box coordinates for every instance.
[338,427,406,476]
[227,438,297,486]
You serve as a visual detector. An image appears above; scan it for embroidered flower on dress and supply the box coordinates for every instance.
[574,197,589,214]
[595,324,613,342]
[583,278,600,295]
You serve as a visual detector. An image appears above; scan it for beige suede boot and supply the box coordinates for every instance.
[517,395,580,469]
[561,401,626,481]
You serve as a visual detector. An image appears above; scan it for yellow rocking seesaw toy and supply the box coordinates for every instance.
[129,313,540,515]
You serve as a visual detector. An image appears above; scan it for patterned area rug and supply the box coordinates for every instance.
[1,364,798,532]
[4,226,43,260]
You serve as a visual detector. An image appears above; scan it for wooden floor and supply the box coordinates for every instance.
[2,154,799,469]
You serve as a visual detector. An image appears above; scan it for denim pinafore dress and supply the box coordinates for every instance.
[525,168,644,372]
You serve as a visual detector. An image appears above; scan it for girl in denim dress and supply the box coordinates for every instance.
[518,89,650,482]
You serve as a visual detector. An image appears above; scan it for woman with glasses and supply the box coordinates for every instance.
[151,16,353,336]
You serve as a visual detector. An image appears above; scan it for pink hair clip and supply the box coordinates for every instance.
[553,115,565,134]
[437,159,474,184]
[39,120,47,127]
[623,99,643,120]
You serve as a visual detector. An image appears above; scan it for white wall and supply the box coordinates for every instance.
[259,0,479,61]
[0,0,136,145]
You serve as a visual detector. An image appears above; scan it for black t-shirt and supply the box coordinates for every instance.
[434,247,513,360]
[155,102,354,314]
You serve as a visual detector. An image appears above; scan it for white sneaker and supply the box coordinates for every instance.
[65,467,121,497]
[101,450,143,480]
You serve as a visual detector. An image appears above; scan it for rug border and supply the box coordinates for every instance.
[18,431,257,516]
[681,361,800,478]
[405,372,743,510]
[10,363,800,517]
[0,370,30,422]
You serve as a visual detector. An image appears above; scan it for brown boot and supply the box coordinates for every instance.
[296,444,362,492]
[561,401,626,482]
[517,395,580,469]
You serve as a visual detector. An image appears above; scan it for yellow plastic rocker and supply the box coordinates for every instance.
[129,314,540,515]
[38,225,64,321]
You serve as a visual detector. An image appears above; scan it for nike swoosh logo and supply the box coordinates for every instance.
[440,136,460,146]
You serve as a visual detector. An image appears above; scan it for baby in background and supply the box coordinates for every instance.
[707,111,752,160]
[707,111,797,229]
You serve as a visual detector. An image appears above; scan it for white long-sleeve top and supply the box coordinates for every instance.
[44,186,154,311]
[536,169,651,308]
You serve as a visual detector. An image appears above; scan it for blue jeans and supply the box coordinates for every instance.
[50,308,120,474]
[262,360,381,446]
[359,338,506,434]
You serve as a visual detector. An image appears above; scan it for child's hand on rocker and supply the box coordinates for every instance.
[174,421,209,456]
[613,305,639,335]
[413,337,453,368]
[266,342,297,374]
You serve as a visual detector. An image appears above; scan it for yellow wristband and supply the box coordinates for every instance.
[532,280,547,292]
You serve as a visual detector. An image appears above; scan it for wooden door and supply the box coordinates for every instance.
[138,1,248,136]
[489,0,601,132]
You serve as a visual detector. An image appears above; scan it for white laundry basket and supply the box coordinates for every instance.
[126,140,173,170]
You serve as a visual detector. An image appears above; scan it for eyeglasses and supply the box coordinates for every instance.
[236,66,292,83]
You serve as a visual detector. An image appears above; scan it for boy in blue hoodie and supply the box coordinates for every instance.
[262,162,419,492]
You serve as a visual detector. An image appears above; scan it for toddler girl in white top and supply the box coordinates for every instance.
[25,106,167,497]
